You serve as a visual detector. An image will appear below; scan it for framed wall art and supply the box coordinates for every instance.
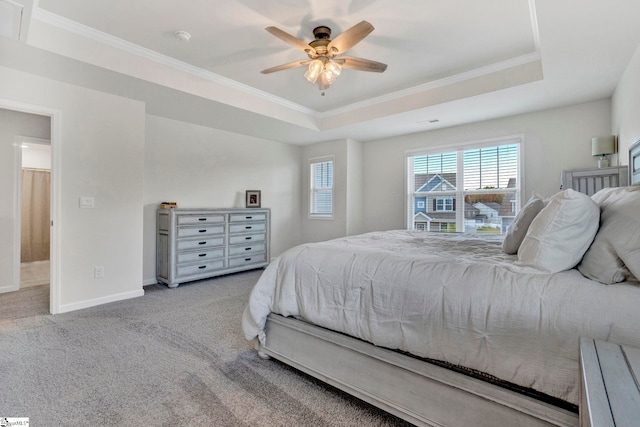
[246,190,261,208]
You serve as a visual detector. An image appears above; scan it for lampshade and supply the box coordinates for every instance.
[591,136,616,156]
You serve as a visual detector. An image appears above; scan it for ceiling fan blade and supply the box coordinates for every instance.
[265,26,316,56]
[327,21,374,55]
[337,56,387,73]
[261,60,309,74]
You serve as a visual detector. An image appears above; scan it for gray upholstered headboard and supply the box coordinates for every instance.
[630,140,640,185]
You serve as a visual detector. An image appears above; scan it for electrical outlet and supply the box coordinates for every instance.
[94,266,104,279]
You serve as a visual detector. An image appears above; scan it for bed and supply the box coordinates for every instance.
[242,159,640,427]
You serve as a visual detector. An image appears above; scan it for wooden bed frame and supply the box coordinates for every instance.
[258,314,579,427]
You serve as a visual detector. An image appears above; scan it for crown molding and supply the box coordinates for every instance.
[31,7,317,116]
[316,51,542,120]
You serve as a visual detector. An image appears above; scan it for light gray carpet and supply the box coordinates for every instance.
[0,270,410,426]
[0,284,49,320]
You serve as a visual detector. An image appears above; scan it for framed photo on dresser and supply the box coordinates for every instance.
[246,190,261,208]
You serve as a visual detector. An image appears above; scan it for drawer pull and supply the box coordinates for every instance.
[245,226,252,229]
[245,258,252,262]
[199,229,207,233]
[245,216,253,219]
[199,253,206,257]
[198,241,207,245]
[244,247,252,251]
[198,265,206,269]
[245,236,252,240]
[199,218,207,221]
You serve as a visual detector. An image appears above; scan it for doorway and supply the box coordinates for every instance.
[0,102,60,315]
[19,138,51,292]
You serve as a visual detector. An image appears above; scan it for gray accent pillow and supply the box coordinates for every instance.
[502,194,545,255]
[578,185,640,284]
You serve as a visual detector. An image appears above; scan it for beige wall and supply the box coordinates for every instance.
[360,99,612,232]
[345,139,364,236]
[297,100,612,240]
[143,115,302,284]
[613,43,640,161]
[301,139,348,243]
[0,65,146,313]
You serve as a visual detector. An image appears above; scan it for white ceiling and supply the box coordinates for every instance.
[6,0,640,144]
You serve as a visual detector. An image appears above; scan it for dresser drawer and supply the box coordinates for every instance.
[228,242,266,256]
[177,225,224,238]
[230,213,267,222]
[229,233,265,245]
[177,259,225,278]
[177,248,224,264]
[229,222,266,234]
[177,214,225,225]
[228,252,267,268]
[176,236,224,251]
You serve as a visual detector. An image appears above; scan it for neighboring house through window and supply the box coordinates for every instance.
[406,137,521,233]
[309,156,334,218]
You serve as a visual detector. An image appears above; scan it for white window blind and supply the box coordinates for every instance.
[407,139,520,234]
[310,158,333,217]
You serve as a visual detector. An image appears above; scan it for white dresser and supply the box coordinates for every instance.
[156,208,270,288]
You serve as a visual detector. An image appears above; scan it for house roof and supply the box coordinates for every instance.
[416,173,456,193]
[415,173,457,192]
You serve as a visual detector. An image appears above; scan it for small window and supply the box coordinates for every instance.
[309,157,333,218]
[435,197,454,211]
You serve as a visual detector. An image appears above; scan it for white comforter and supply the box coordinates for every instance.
[242,230,640,405]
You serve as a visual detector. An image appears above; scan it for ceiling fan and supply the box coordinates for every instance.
[261,21,388,95]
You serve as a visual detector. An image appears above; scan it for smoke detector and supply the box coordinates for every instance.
[174,30,191,42]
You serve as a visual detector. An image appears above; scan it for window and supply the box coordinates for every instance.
[435,197,454,211]
[309,157,334,217]
[406,138,521,234]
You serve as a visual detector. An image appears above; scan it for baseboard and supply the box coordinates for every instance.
[143,277,158,286]
[58,288,144,313]
[0,284,20,294]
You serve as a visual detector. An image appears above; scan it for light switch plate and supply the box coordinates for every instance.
[79,196,94,209]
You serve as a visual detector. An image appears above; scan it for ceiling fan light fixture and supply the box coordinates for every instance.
[262,21,386,95]
[304,59,324,83]
[325,60,342,78]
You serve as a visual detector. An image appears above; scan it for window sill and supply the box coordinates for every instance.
[308,214,334,220]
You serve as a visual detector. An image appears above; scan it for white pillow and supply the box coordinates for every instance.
[502,194,545,255]
[517,189,600,273]
[578,185,640,284]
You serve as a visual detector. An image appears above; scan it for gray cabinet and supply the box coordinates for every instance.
[560,166,628,196]
[156,208,270,288]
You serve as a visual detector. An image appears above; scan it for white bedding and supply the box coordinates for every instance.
[242,230,640,405]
